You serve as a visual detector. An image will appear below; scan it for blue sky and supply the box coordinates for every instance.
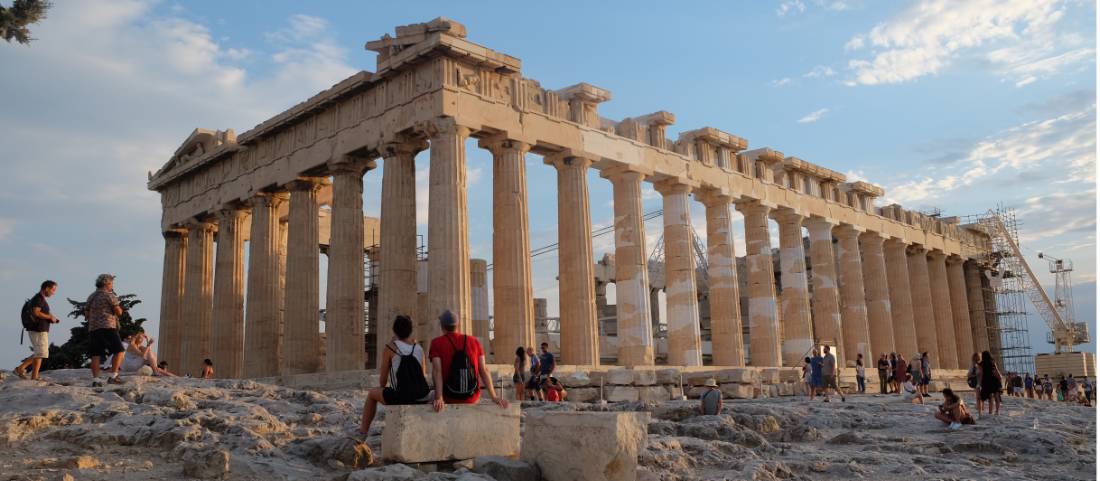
[0,0,1094,369]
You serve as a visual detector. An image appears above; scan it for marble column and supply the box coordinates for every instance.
[212,208,247,378]
[927,250,957,369]
[907,245,939,367]
[774,209,813,367]
[836,225,871,365]
[656,180,702,366]
[964,260,990,356]
[325,157,373,372]
[885,239,918,357]
[427,120,473,335]
[244,193,286,377]
[859,232,895,358]
[470,259,490,356]
[281,179,323,375]
[180,220,215,377]
[377,140,425,365]
[485,139,537,358]
[806,218,842,361]
[606,168,655,366]
[157,229,187,374]
[700,193,744,367]
[947,256,975,369]
[735,201,781,367]
[548,155,599,365]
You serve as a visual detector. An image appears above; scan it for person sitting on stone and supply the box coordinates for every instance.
[934,388,974,430]
[121,331,175,377]
[156,361,177,376]
[525,346,543,401]
[543,376,567,402]
[357,315,433,436]
[699,378,722,415]
[201,358,214,379]
[429,310,508,411]
[900,373,923,405]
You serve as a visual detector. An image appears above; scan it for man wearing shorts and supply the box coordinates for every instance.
[14,280,60,380]
[821,345,846,402]
[85,274,126,386]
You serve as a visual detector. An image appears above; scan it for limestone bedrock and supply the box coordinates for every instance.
[522,411,649,481]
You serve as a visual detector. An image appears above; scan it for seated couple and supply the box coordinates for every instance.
[120,331,176,377]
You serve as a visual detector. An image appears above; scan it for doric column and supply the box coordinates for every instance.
[547,154,599,365]
[884,240,917,357]
[835,224,871,365]
[377,140,426,365]
[907,245,940,367]
[157,229,187,374]
[947,256,975,369]
[656,180,702,366]
[484,139,536,358]
[774,209,812,367]
[212,207,247,378]
[324,156,373,372]
[700,193,744,367]
[281,179,324,375]
[964,260,990,356]
[806,218,842,361]
[426,119,473,335]
[927,250,957,369]
[735,200,781,367]
[244,193,286,377]
[470,259,490,356]
[180,220,215,377]
[605,168,654,366]
[859,232,895,358]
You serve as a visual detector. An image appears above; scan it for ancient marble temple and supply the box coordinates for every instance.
[148,18,995,377]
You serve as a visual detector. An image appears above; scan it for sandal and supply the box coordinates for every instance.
[14,367,28,380]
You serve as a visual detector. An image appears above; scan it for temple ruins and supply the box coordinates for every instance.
[148,18,997,378]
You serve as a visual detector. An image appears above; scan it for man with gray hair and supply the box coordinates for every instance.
[85,274,126,386]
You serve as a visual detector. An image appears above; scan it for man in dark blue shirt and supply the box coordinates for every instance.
[16,280,60,380]
[539,342,556,377]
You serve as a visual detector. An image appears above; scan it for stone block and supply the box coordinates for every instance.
[522,411,649,481]
[473,456,540,481]
[561,371,591,388]
[668,386,684,399]
[760,368,781,384]
[767,385,779,398]
[348,464,423,481]
[685,371,713,386]
[606,368,634,385]
[716,368,759,384]
[381,404,521,463]
[633,369,657,386]
[720,383,754,399]
[568,387,601,403]
[587,370,607,386]
[655,368,681,385]
[638,385,670,402]
[606,386,639,402]
[687,386,706,399]
[778,368,803,383]
[777,382,795,396]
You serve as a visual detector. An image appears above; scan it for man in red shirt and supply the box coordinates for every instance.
[429,310,508,411]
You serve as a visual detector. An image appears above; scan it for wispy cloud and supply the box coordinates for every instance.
[797,108,829,124]
[803,65,836,78]
[771,77,792,87]
[0,219,12,241]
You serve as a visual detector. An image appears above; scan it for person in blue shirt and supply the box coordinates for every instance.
[809,347,824,400]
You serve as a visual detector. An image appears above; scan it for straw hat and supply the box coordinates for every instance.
[703,378,719,388]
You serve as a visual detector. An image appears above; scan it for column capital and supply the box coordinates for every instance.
[327,154,377,176]
[733,198,771,216]
[382,138,429,159]
[285,177,329,193]
[247,191,289,209]
[803,216,836,236]
[600,164,652,183]
[906,244,927,256]
[163,227,188,239]
[694,188,733,207]
[927,249,947,261]
[834,223,865,238]
[215,205,248,222]
[185,218,217,233]
[770,207,805,225]
[415,117,472,140]
[858,230,886,244]
[947,254,966,265]
[544,153,593,171]
[477,136,531,156]
[653,178,695,196]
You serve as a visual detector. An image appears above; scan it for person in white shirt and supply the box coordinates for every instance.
[900,373,924,405]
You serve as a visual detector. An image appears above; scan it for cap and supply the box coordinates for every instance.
[95,273,116,288]
[438,310,457,327]
[703,378,718,388]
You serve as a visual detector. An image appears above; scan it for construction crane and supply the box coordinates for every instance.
[980,210,1089,353]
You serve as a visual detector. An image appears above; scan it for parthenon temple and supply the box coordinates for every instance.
[149,18,997,378]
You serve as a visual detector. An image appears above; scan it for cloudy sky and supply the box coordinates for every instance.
[0,0,1094,369]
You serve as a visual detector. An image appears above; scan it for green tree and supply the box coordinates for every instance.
[1,0,51,45]
[37,293,146,370]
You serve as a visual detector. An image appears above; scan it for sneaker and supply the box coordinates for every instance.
[14,367,28,380]
[948,422,962,430]
[91,380,104,387]
[842,397,846,402]
[823,398,830,403]
[107,376,126,385]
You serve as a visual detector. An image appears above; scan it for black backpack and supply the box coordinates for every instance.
[443,335,479,399]
[386,343,430,403]
[20,297,37,330]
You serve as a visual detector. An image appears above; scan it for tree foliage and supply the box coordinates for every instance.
[36,293,146,370]
[1,0,51,45]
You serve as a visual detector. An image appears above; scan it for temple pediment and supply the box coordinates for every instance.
[150,128,236,184]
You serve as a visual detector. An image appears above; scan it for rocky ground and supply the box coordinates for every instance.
[0,370,1094,481]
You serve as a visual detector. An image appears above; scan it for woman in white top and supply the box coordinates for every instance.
[121,331,176,376]
[357,315,432,437]
[900,373,924,405]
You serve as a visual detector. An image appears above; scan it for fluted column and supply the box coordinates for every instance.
[427,120,473,335]
[244,193,286,377]
[606,168,654,366]
[735,200,781,367]
[484,139,536,358]
[907,245,939,367]
[927,251,957,369]
[885,240,917,357]
[470,259,491,356]
[774,209,813,367]
[180,220,215,377]
[377,140,426,364]
[656,180,702,366]
[836,225,871,365]
[281,179,323,375]
[947,256,975,369]
[806,218,842,361]
[964,261,990,356]
[212,208,247,378]
[700,193,744,367]
[157,229,187,374]
[548,155,599,365]
[325,157,373,372]
[859,232,894,358]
